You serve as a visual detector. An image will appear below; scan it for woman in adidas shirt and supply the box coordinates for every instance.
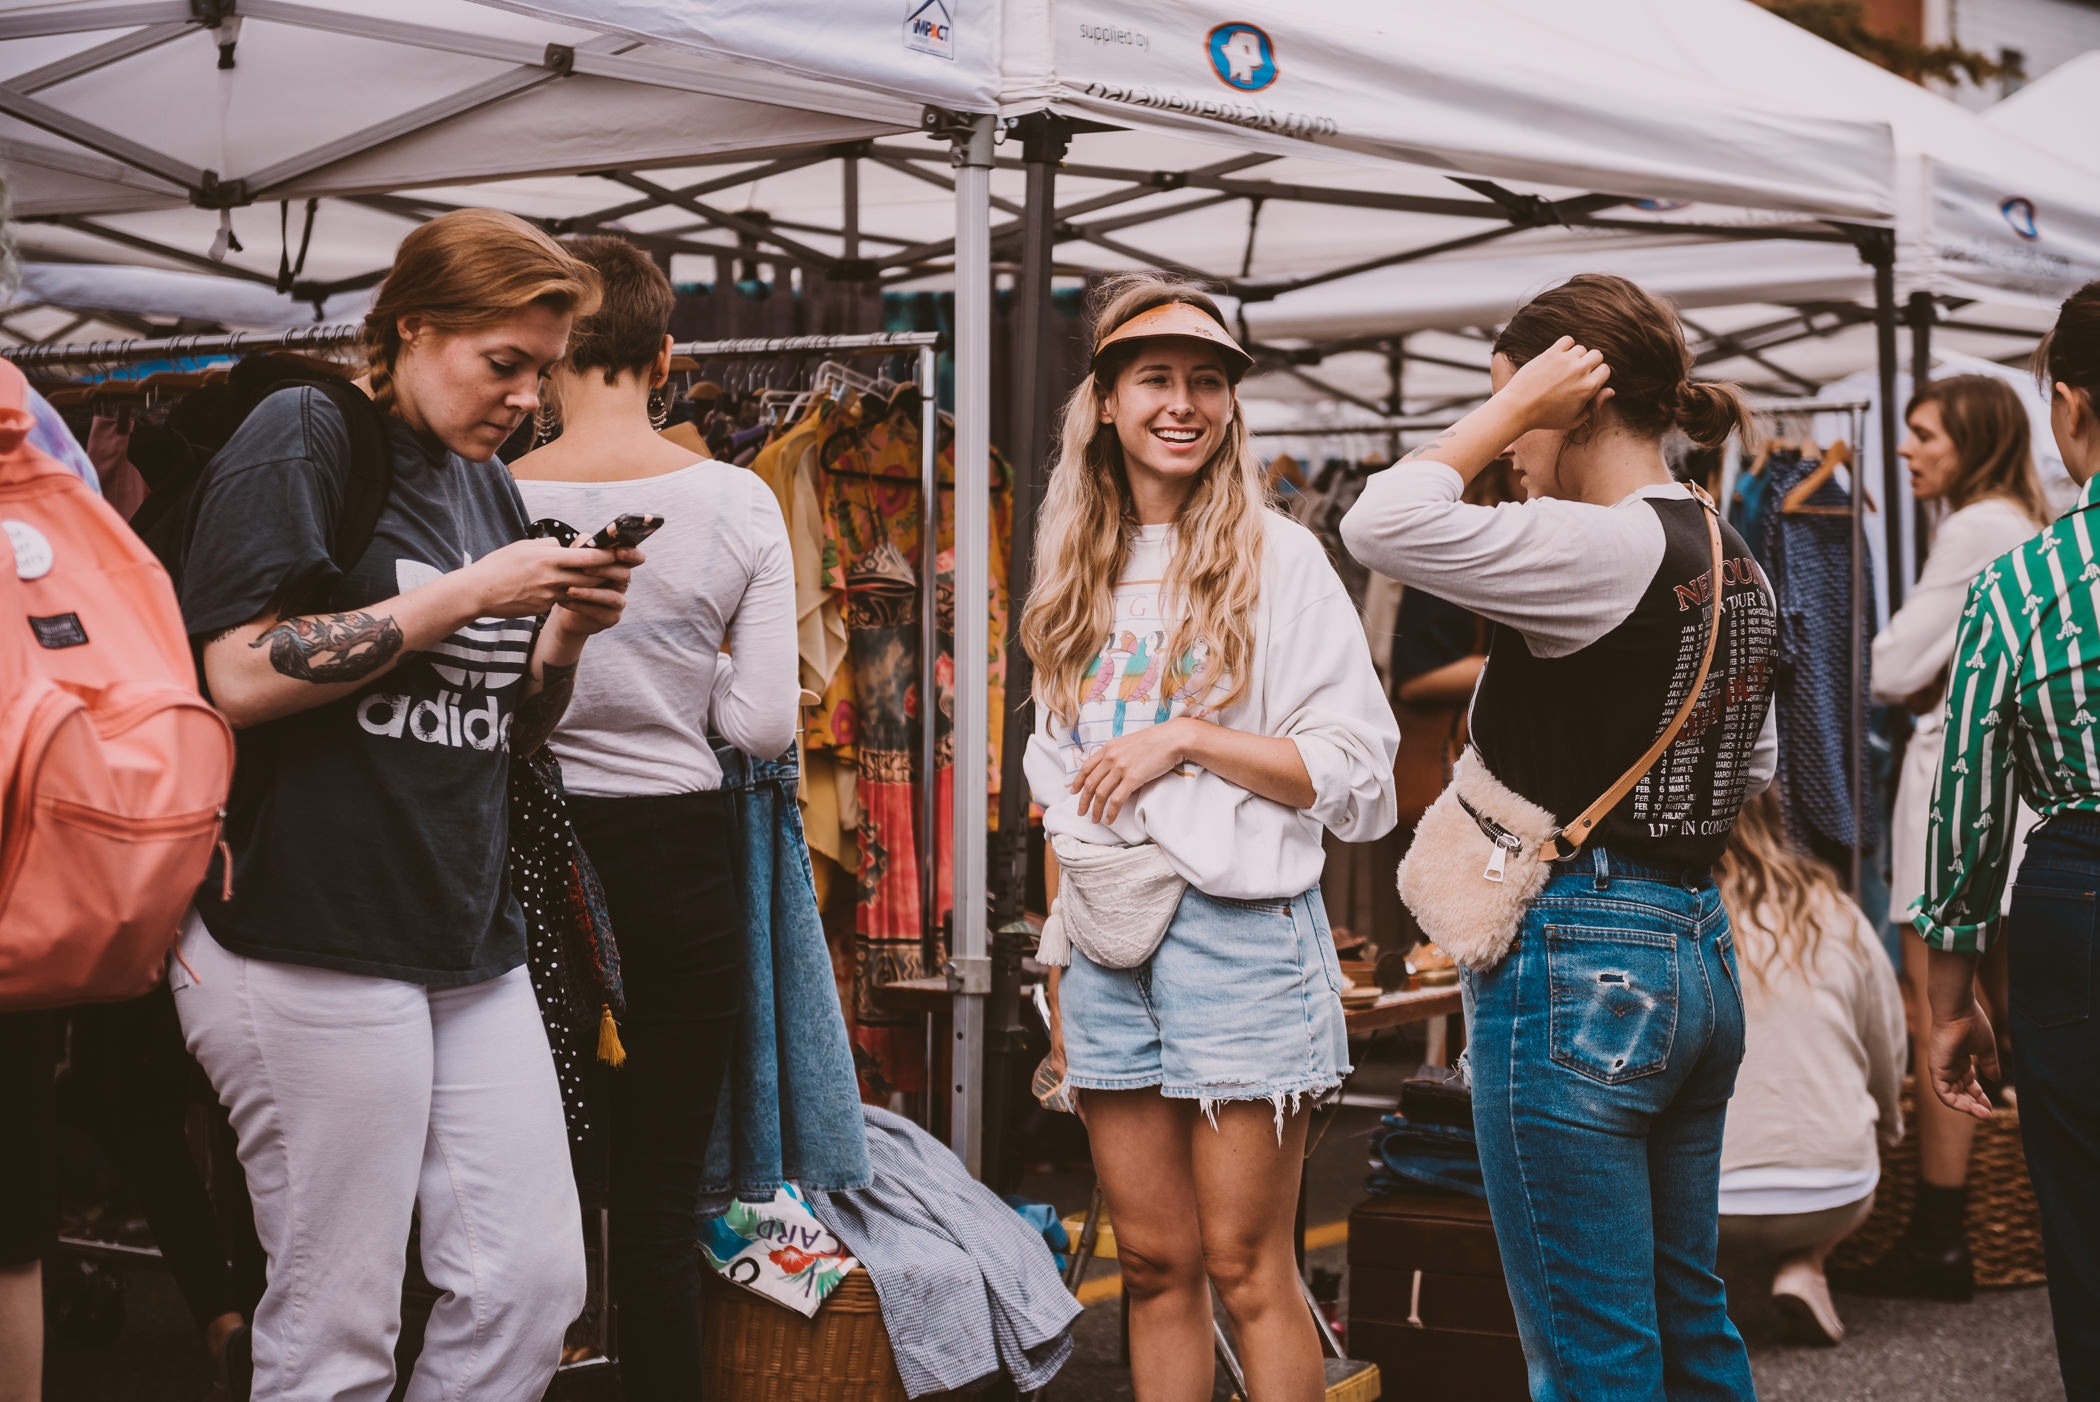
[1025,274,1398,1400]
[174,210,633,1401]
[1341,275,1779,1402]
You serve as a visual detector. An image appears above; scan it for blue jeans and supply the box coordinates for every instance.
[2007,813,2100,1399]
[1461,846,1753,1402]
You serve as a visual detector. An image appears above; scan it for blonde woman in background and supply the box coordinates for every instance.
[1842,374,2050,1303]
[1027,273,1398,1401]
[1715,791,1906,1345]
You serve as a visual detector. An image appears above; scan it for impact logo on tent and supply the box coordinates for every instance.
[905,0,953,59]
[1207,23,1276,91]
[2001,196,2040,242]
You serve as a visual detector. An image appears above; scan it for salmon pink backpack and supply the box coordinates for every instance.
[0,358,233,1009]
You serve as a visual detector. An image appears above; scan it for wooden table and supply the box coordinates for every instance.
[1343,982,1461,1036]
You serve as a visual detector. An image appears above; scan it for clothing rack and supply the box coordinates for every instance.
[12,325,952,954]
[1744,397,1873,898]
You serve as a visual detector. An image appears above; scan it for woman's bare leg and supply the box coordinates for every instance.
[1087,1090,1215,1402]
[1192,1101,1322,1402]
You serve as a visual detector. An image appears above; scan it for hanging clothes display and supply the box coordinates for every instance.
[1748,447,1878,867]
[795,403,1011,1095]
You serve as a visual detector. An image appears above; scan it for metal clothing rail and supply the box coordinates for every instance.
[5,324,945,371]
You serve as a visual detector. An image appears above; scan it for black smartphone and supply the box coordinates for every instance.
[584,513,665,550]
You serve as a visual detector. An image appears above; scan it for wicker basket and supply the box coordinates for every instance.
[700,1269,912,1402]
[1824,1080,2047,1288]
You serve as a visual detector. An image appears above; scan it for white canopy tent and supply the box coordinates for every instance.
[1216,0,2100,604]
[0,0,1903,1174]
[1987,51,2100,179]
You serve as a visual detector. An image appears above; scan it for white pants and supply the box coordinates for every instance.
[172,915,584,1402]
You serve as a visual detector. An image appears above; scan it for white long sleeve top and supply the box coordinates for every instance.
[1338,463,1779,791]
[1870,495,2041,717]
[1025,509,1400,900]
[1719,892,1908,1213]
[515,459,797,796]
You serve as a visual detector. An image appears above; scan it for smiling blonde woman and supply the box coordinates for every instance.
[1024,273,1398,1402]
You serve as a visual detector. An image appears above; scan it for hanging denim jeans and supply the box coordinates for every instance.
[699,739,872,1215]
[1460,845,1754,1402]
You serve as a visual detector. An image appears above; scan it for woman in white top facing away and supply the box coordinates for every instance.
[1340,274,1779,1402]
[508,237,796,1400]
[1026,274,1398,1402]
[1840,373,2050,1306]
[1714,791,1907,1347]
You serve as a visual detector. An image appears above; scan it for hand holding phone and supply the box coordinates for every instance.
[584,512,665,551]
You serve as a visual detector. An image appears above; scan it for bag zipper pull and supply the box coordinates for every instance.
[1483,834,1518,884]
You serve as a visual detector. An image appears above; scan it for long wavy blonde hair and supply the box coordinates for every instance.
[1021,274,1267,724]
[1715,789,1856,991]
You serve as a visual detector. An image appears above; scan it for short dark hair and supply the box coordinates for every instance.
[558,235,675,384]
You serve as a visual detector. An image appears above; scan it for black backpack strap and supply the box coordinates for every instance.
[302,377,395,579]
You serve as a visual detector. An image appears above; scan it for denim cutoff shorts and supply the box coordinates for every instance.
[1060,885,1350,1130]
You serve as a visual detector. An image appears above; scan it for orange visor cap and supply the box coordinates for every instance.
[1091,301,1253,383]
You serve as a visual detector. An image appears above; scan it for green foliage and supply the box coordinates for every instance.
[1766,0,2025,87]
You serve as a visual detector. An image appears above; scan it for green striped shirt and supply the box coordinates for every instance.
[1915,477,2095,954]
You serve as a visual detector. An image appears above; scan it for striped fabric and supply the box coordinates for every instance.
[1916,477,2098,954]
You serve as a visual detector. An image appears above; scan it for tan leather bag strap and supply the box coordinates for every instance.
[1540,485,1726,862]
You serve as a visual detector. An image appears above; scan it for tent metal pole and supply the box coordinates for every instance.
[920,342,941,980]
[946,110,998,1177]
[1866,230,1906,612]
[996,116,1068,923]
[1908,291,1936,582]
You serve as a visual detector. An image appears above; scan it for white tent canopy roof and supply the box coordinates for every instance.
[0,0,1908,343]
[492,0,1896,218]
[1987,52,2100,179]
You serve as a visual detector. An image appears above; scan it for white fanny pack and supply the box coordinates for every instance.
[1036,834,1188,970]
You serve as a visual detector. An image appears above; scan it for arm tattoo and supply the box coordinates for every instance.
[1399,428,1460,463]
[511,661,578,756]
[250,611,405,684]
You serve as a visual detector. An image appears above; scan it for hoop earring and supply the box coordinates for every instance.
[648,387,669,430]
[533,397,560,446]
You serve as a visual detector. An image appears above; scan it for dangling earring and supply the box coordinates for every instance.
[648,386,670,430]
[533,396,560,447]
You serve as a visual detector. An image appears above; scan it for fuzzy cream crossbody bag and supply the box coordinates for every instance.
[1396,491,1724,973]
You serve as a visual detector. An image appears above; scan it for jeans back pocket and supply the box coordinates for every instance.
[1546,924,1680,1084]
[2007,884,2096,1029]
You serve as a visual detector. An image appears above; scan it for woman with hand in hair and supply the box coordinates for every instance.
[174,209,634,1401]
[1342,274,1779,1401]
[1027,273,1398,1401]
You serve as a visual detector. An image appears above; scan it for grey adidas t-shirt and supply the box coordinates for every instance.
[181,387,533,986]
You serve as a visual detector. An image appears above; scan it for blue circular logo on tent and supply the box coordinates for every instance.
[1208,23,1277,91]
[2002,196,2040,241]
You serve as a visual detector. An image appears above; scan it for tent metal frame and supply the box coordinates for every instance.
[0,0,1923,1178]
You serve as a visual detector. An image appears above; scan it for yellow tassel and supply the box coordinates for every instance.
[597,1005,627,1068]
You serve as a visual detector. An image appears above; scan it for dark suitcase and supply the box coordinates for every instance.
[1347,1187,1530,1400]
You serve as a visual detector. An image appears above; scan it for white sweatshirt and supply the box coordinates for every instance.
[516,459,797,796]
[1024,509,1400,900]
[1339,463,1778,790]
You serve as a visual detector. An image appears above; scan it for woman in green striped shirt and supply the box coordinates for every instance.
[1918,280,2100,1398]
